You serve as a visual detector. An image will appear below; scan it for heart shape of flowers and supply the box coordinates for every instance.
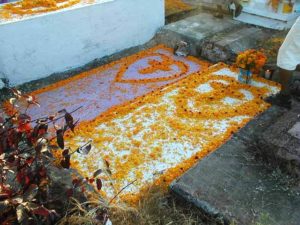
[115,52,189,84]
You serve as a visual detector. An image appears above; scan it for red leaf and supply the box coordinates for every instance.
[38,167,47,178]
[18,114,31,123]
[96,178,102,190]
[66,188,73,197]
[18,123,31,134]
[72,178,81,188]
[17,114,31,133]
[25,157,34,166]
[32,206,51,217]
[60,155,70,169]
[16,171,24,184]
[33,122,48,138]
[0,193,10,201]
[62,149,69,157]
[48,114,56,121]
[25,175,30,185]
[89,178,95,184]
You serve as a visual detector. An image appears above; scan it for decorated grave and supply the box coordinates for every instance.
[235,0,300,29]
[0,0,164,85]
[3,45,281,204]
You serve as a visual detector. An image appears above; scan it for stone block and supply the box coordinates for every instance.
[164,13,239,41]
[258,102,300,177]
[160,13,242,58]
[201,27,271,63]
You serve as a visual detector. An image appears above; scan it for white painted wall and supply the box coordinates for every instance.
[0,0,165,85]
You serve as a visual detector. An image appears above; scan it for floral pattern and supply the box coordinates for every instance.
[3,46,280,205]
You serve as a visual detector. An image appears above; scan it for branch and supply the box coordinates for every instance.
[108,179,137,205]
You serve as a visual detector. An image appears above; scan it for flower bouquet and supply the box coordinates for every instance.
[236,49,267,84]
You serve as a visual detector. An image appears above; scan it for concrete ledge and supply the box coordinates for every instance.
[0,0,164,85]
[171,106,300,225]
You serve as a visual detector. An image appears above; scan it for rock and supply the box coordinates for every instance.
[201,27,270,63]
[257,101,300,177]
[158,13,241,57]
[201,41,233,63]
[174,41,190,57]
[46,165,94,214]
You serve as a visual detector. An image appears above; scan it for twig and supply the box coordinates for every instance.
[0,106,83,136]
[108,179,137,205]
[31,106,83,124]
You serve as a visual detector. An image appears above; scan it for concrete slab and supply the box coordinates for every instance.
[201,26,271,63]
[171,106,300,225]
[163,13,240,41]
[158,13,272,63]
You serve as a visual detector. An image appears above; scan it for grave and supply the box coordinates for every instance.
[0,0,164,86]
[235,0,300,30]
[3,43,281,203]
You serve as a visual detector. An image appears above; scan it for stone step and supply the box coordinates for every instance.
[170,106,300,225]
[154,12,273,63]
[155,13,242,56]
[234,12,296,30]
[200,26,270,63]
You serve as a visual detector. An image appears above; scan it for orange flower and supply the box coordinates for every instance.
[236,49,267,72]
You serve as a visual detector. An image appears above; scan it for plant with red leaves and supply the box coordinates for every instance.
[0,88,97,225]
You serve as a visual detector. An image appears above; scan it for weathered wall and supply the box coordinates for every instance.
[0,0,165,85]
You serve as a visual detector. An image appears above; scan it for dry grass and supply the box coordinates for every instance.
[57,187,210,225]
[256,32,288,64]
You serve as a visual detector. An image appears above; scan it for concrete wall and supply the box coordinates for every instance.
[0,0,164,85]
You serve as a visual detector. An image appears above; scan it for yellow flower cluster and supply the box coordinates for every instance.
[236,49,267,73]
